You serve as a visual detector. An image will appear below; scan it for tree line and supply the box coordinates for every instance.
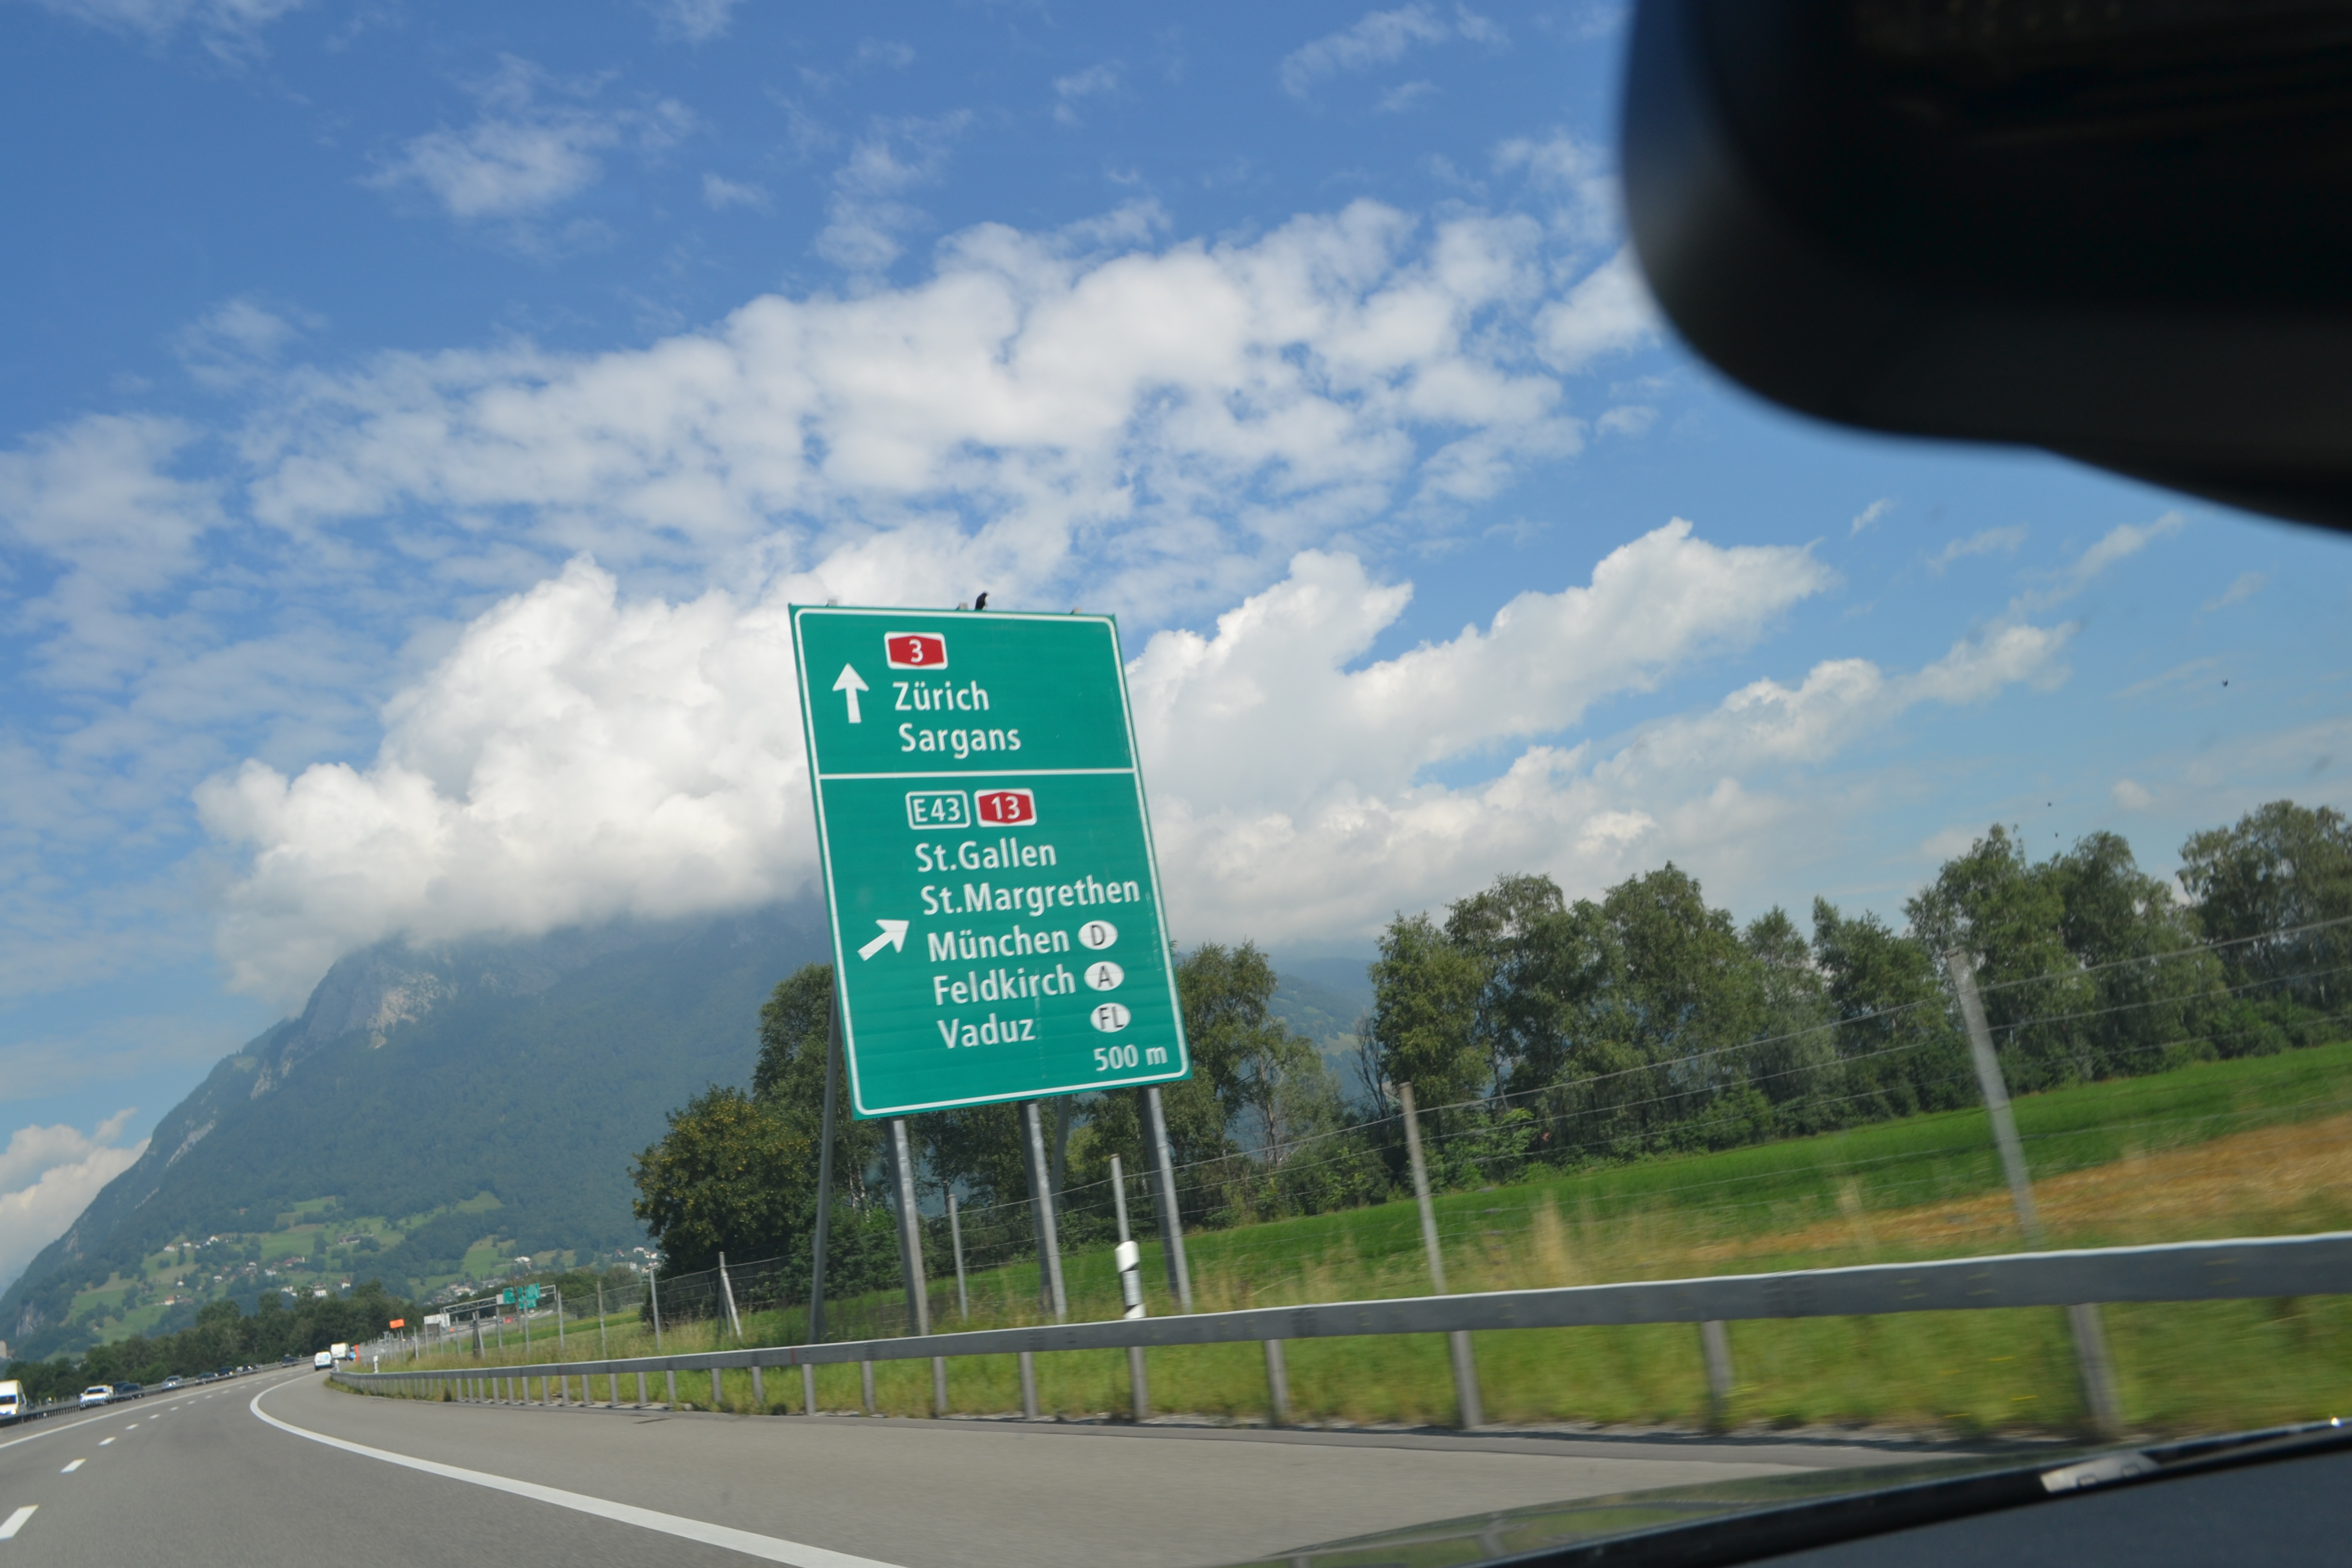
[4,1282,416,1404]
[629,800,2351,1295]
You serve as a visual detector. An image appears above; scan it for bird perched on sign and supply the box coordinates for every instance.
[974,592,989,611]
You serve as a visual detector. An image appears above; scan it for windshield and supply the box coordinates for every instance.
[0,5,2344,1567]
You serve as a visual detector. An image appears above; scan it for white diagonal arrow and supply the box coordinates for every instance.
[858,919,909,960]
[832,664,869,724]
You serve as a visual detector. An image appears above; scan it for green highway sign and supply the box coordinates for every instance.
[791,606,1191,1118]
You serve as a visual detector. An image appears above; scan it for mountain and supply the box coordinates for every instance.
[2,906,827,1360]
[1268,958,1376,1105]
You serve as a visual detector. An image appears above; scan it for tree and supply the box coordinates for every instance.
[1811,898,1970,1121]
[2180,800,2352,1016]
[1906,825,2091,1090]
[628,1087,812,1275]
[1369,914,1488,1109]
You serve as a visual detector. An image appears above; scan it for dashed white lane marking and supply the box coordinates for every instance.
[0,1505,35,1539]
[98,1438,114,1446]
[249,1383,899,1567]
[60,1459,85,1474]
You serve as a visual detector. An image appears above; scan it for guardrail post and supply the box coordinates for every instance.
[751,1364,766,1411]
[1700,1321,1734,1429]
[710,1366,724,1410]
[1263,1340,1289,1426]
[1401,1083,1483,1429]
[1145,1085,1193,1311]
[1019,1352,1039,1419]
[665,1370,677,1409]
[1946,949,2123,1437]
[861,1358,876,1414]
[802,1362,817,1415]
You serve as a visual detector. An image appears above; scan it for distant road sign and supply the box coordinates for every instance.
[792,607,1191,1118]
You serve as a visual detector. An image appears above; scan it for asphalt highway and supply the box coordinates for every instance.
[0,1368,1946,1566]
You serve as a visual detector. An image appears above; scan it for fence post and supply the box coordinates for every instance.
[1401,1083,1483,1429]
[1263,1339,1289,1427]
[948,1192,969,1321]
[809,986,844,1346]
[1111,1155,1149,1421]
[1945,949,2123,1436]
[1022,1100,1068,1321]
[650,1267,664,1353]
[597,1281,608,1360]
[719,1253,743,1341]
[1144,1085,1193,1311]
[555,1287,565,1357]
[1700,1320,1735,1430]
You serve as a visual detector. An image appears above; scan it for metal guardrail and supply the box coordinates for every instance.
[337,1231,2352,1416]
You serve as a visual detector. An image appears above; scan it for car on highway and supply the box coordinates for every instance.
[161,1375,182,1389]
[77,1385,112,1410]
[111,1380,142,1402]
[0,1380,21,1425]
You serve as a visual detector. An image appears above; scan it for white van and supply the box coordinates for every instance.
[0,1380,21,1424]
[312,1350,333,1370]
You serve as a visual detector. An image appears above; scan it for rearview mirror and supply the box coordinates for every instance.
[1621,0,2352,529]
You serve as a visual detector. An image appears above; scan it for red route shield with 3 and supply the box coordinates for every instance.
[885,631,947,669]
[975,787,1037,825]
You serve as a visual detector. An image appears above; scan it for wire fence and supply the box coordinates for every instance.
[411,921,2352,1371]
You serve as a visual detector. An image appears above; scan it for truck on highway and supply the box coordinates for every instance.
[330,1342,353,1363]
[0,1379,21,1424]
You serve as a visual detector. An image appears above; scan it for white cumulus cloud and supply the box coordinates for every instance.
[369,58,695,223]
[0,1112,144,1295]
[1280,4,1504,98]
[195,505,2072,1003]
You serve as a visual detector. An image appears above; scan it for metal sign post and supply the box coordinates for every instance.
[789,607,1191,1118]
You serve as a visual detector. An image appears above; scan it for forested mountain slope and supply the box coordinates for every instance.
[1,906,826,1358]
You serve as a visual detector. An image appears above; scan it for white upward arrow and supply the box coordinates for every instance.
[832,663,869,724]
[859,919,909,960]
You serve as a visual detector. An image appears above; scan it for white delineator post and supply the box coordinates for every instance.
[1110,1155,1148,1422]
[1944,948,2122,1436]
[1400,1083,1483,1429]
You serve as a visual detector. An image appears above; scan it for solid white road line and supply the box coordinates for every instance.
[0,1505,35,1539]
[59,1459,84,1474]
[248,1384,899,1568]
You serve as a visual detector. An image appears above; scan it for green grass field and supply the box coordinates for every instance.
[386,1041,2352,1438]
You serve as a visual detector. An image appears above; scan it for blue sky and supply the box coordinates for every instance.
[1,0,2345,1289]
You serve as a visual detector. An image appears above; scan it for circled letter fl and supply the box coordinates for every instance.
[1090,1002,1132,1033]
[1084,961,1124,992]
[1077,920,1117,950]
